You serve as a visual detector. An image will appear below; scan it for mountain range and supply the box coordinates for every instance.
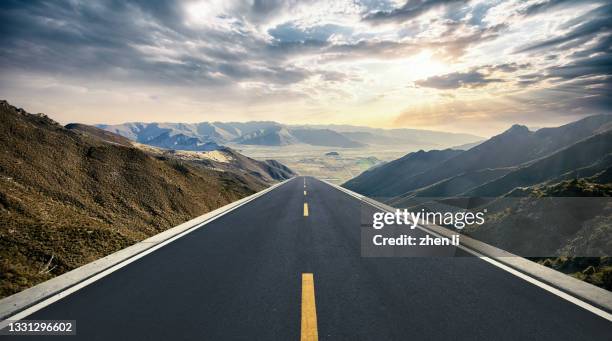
[97,121,482,150]
[344,114,612,201]
[0,100,294,297]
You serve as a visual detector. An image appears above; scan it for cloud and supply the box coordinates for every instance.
[0,0,330,88]
[363,0,469,23]
[519,0,584,17]
[414,62,528,89]
[0,0,610,131]
[415,70,502,89]
[516,3,611,53]
[268,22,353,43]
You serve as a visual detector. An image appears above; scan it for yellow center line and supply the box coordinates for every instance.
[303,203,309,216]
[304,190,307,196]
[301,273,318,341]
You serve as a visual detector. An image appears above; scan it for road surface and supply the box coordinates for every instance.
[8,177,612,340]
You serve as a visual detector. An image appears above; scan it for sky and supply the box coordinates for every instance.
[0,0,610,136]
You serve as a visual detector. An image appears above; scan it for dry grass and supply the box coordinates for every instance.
[0,100,268,298]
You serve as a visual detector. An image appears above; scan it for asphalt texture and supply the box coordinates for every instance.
[6,177,611,340]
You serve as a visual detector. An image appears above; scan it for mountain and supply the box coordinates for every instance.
[141,145,296,183]
[237,125,298,146]
[259,159,295,180]
[0,100,291,298]
[342,149,463,199]
[301,124,482,148]
[65,123,132,147]
[344,114,612,198]
[289,128,364,147]
[147,132,220,151]
[389,168,513,206]
[466,130,612,197]
[98,121,481,150]
[450,140,484,151]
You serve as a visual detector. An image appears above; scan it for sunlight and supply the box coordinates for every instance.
[404,50,449,80]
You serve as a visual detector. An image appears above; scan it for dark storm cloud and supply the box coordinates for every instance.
[363,0,469,23]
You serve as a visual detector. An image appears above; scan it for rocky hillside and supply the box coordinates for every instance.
[0,100,289,298]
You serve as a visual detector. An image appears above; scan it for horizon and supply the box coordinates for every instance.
[1,1,611,136]
[7,98,611,140]
[11,98,608,140]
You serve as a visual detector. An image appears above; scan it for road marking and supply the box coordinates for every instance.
[304,191,307,196]
[304,203,309,216]
[301,273,318,341]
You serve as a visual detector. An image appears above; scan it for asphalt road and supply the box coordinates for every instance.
[10,177,612,340]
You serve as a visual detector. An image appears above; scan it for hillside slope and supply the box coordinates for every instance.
[137,145,296,183]
[0,100,277,298]
[342,149,463,198]
[344,114,612,198]
[467,130,612,197]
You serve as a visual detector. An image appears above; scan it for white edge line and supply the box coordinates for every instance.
[0,177,296,326]
[320,179,612,322]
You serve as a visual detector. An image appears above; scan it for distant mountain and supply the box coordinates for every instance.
[237,125,298,146]
[344,114,612,198]
[289,128,364,148]
[147,132,220,151]
[0,100,292,298]
[98,121,481,150]
[302,124,482,148]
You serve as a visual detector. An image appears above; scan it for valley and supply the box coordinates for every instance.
[228,143,397,184]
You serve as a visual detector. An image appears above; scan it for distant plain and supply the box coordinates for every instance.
[230,143,436,184]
